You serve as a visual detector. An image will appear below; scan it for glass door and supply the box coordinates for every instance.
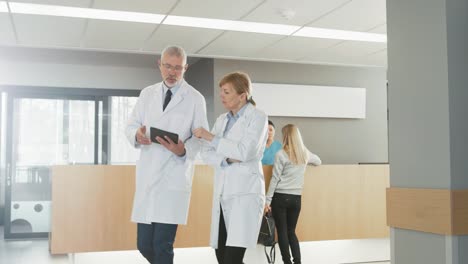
[4,96,97,239]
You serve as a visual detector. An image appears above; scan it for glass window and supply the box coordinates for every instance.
[13,98,95,167]
[68,100,95,164]
[0,93,6,219]
[3,87,138,239]
[109,96,139,164]
[9,98,96,234]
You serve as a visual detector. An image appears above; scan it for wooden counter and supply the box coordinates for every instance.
[50,164,389,254]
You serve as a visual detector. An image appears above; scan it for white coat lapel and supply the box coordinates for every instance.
[152,83,164,120]
[225,104,254,137]
[218,114,229,136]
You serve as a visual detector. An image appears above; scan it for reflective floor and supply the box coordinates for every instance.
[0,227,390,264]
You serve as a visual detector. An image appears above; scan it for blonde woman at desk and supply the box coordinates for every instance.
[264,124,321,264]
[193,72,268,264]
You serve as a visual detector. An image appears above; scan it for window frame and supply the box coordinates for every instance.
[0,85,139,239]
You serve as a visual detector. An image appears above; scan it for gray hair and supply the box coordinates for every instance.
[161,45,187,65]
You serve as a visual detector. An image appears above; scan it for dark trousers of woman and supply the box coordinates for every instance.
[215,207,246,264]
[271,193,302,264]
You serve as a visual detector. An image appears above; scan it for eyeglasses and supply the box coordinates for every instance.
[161,63,185,72]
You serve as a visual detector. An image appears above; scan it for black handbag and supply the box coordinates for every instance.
[258,212,276,263]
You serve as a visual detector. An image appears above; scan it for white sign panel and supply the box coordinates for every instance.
[252,83,366,118]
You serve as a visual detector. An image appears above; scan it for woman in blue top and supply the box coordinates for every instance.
[261,120,282,165]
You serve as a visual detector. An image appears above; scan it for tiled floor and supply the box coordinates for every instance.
[0,227,390,264]
[0,236,68,264]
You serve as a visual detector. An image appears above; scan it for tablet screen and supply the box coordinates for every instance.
[150,127,179,144]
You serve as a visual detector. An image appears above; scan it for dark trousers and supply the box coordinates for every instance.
[137,222,178,264]
[215,208,246,264]
[271,193,302,264]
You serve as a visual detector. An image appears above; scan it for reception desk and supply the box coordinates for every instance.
[50,164,389,254]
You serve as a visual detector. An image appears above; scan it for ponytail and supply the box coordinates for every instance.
[247,96,256,106]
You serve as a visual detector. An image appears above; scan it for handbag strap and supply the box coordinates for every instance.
[263,242,276,264]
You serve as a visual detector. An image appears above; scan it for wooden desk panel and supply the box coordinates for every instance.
[50,164,389,254]
[174,165,214,248]
[50,165,136,254]
[293,165,389,240]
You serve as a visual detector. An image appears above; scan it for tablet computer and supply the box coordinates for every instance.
[150,127,179,144]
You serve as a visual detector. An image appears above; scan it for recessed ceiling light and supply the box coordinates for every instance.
[0,1,8,12]
[294,27,387,43]
[8,2,165,24]
[164,15,300,36]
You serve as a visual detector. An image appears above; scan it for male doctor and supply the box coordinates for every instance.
[125,46,209,264]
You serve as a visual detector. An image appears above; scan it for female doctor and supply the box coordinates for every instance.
[193,72,268,264]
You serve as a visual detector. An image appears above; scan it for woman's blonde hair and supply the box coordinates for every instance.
[282,124,309,165]
[219,71,256,106]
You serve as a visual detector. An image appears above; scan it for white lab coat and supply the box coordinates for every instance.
[201,103,268,249]
[125,80,208,225]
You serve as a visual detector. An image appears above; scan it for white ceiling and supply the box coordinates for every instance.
[0,0,388,67]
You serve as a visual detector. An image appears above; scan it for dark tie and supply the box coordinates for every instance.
[163,89,172,111]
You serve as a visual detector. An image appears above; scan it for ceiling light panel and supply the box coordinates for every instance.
[0,1,8,12]
[93,0,177,14]
[11,0,92,8]
[164,15,300,35]
[8,2,164,23]
[293,27,387,43]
